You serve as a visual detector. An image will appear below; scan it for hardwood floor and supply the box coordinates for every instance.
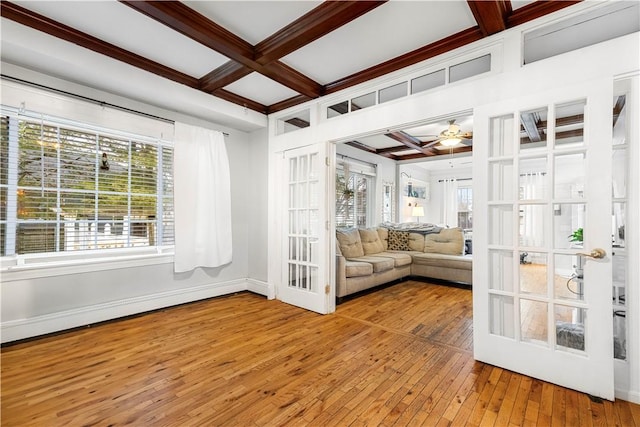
[2,280,639,426]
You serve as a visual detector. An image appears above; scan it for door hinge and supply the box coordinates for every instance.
[326,220,330,230]
[325,156,330,166]
[325,284,330,295]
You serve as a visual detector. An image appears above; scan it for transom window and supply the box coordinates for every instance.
[0,110,173,257]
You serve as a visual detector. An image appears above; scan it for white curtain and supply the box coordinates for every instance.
[173,122,232,273]
[442,178,458,227]
[520,173,545,246]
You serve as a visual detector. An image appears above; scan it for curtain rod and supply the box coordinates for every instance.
[1,74,230,136]
[437,172,546,183]
[337,153,377,168]
[438,177,472,182]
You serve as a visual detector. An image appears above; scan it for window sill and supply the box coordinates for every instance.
[1,247,175,282]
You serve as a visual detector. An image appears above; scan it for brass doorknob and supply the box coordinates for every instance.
[577,248,606,259]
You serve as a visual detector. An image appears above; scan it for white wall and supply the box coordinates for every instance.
[247,128,269,283]
[0,68,270,342]
[397,163,431,223]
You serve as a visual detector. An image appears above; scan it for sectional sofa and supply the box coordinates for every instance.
[336,225,472,299]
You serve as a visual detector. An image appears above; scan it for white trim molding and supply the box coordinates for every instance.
[1,278,260,343]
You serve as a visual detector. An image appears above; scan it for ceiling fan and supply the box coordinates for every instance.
[413,119,473,148]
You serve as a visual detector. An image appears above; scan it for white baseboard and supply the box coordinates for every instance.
[615,388,640,405]
[1,278,252,343]
[246,278,269,296]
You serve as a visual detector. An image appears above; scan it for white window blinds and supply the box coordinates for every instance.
[0,109,173,256]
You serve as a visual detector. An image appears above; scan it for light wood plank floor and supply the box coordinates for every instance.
[2,280,639,426]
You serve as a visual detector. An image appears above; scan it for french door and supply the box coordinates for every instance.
[278,143,333,314]
[472,78,615,399]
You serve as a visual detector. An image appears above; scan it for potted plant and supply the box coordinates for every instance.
[569,227,584,278]
[569,228,583,243]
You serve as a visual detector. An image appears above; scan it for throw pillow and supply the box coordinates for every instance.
[387,229,410,251]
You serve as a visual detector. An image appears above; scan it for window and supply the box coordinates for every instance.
[0,111,173,257]
[335,158,375,228]
[457,186,473,229]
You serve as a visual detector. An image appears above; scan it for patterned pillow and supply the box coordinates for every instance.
[387,229,410,251]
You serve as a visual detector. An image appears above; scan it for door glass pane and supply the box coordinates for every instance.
[554,254,584,301]
[299,154,308,179]
[612,202,626,248]
[612,253,626,306]
[612,148,627,198]
[489,205,513,246]
[519,158,547,200]
[299,265,308,289]
[489,160,514,200]
[309,210,319,237]
[520,107,548,151]
[555,305,585,351]
[555,100,585,148]
[289,237,297,260]
[519,251,547,296]
[289,184,296,209]
[298,210,308,235]
[289,263,297,287]
[489,250,513,291]
[520,299,548,344]
[289,157,297,181]
[299,237,307,262]
[298,182,308,207]
[554,203,585,249]
[519,204,547,247]
[309,153,318,180]
[555,153,585,199]
[614,310,627,360]
[289,210,296,234]
[309,266,319,293]
[490,114,515,157]
[309,181,319,209]
[613,94,626,145]
[310,237,319,265]
[490,294,515,338]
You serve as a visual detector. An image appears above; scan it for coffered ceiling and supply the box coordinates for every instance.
[1,0,580,120]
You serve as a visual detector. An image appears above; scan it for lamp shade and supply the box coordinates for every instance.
[412,206,425,217]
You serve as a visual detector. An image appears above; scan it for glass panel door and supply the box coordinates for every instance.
[279,143,330,314]
[473,79,614,400]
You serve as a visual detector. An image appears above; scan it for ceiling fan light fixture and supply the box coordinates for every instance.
[440,136,461,146]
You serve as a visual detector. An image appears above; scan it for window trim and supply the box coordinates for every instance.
[1,246,174,282]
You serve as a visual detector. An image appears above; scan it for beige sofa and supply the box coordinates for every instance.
[336,226,472,299]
